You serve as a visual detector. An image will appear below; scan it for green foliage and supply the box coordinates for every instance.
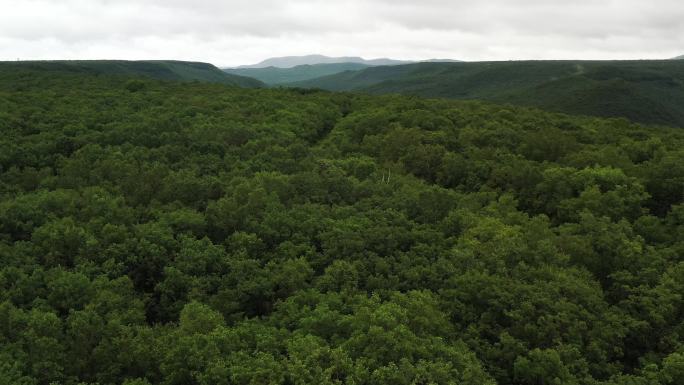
[291,60,684,127]
[125,79,147,92]
[0,68,683,385]
[0,60,264,88]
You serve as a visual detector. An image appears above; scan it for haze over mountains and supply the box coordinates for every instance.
[223,54,462,85]
[224,62,371,85]
[231,55,415,69]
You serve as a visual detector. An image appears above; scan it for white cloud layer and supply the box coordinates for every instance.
[0,0,682,66]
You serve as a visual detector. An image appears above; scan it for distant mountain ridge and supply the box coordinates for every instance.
[233,55,414,69]
[224,62,371,85]
[0,60,264,88]
[673,55,684,60]
[289,60,684,127]
[227,55,462,84]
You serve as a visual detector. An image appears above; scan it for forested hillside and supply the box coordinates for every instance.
[290,60,684,127]
[0,60,264,88]
[1,69,684,385]
[224,63,370,85]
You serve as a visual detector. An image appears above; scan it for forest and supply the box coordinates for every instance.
[289,60,684,128]
[1,67,684,385]
[0,61,263,88]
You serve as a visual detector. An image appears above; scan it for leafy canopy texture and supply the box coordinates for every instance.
[1,68,684,385]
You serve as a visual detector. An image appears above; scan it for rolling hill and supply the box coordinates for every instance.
[290,60,684,127]
[0,60,264,87]
[223,62,371,85]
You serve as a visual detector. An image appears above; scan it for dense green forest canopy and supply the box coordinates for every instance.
[223,63,371,85]
[0,60,264,88]
[1,68,684,385]
[289,60,684,127]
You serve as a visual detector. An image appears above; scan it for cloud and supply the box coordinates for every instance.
[0,0,682,66]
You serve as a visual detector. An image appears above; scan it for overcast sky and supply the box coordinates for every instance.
[1,0,683,67]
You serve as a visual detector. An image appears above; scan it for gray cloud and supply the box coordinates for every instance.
[0,0,682,66]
